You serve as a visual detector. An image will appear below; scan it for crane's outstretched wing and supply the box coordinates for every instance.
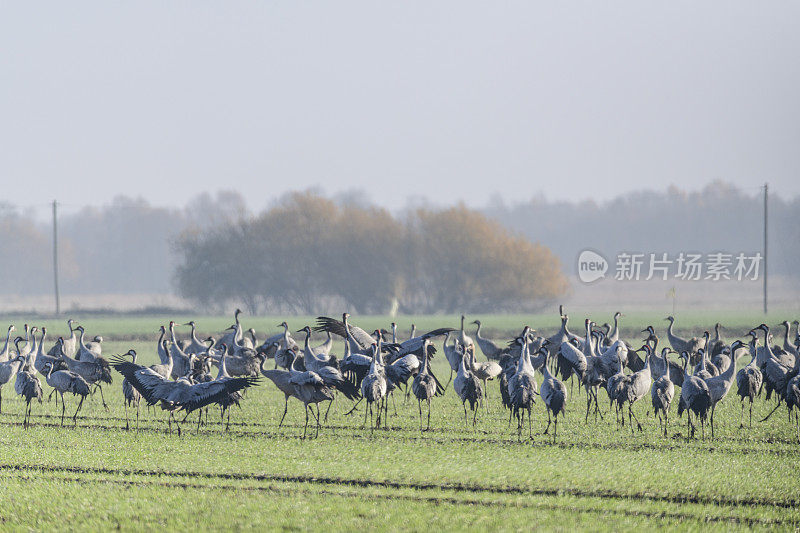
[180,377,260,413]
[313,317,374,350]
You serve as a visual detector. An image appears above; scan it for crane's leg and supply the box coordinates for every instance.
[585,391,591,423]
[472,402,478,427]
[445,369,453,391]
[463,402,468,427]
[303,405,309,439]
[315,405,321,438]
[0,388,3,413]
[686,412,691,442]
[344,397,363,416]
[418,399,423,433]
[323,397,334,423]
[73,395,85,425]
[391,393,398,417]
[544,410,551,435]
[630,402,643,432]
[136,401,140,432]
[710,405,716,440]
[363,401,369,429]
[60,393,66,426]
[426,398,431,432]
[278,397,289,427]
[528,407,533,440]
[124,401,130,431]
[554,414,558,443]
[176,414,182,437]
[739,400,745,429]
[749,401,753,428]
[98,386,109,411]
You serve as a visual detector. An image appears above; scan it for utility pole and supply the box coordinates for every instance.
[763,183,768,315]
[53,200,60,315]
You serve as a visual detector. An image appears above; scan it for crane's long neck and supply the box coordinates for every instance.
[78,328,88,350]
[164,342,174,373]
[662,351,671,380]
[29,331,38,356]
[667,319,675,338]
[217,353,229,379]
[611,314,620,338]
[1,328,12,356]
[36,331,46,358]
[391,324,397,344]
[191,324,201,345]
[475,322,482,340]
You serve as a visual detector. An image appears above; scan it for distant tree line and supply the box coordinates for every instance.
[1,182,797,313]
[173,192,568,314]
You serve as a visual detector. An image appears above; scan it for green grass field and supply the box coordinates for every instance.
[0,312,798,531]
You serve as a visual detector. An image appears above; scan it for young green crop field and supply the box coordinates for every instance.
[0,311,798,531]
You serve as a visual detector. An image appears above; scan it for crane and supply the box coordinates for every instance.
[651,348,675,437]
[41,361,91,426]
[471,320,502,360]
[454,346,483,428]
[119,349,142,431]
[702,340,745,439]
[677,351,712,441]
[13,353,42,429]
[508,328,538,439]
[540,349,567,442]
[736,334,763,428]
[411,340,437,432]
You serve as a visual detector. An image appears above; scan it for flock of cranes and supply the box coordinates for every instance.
[1,309,799,442]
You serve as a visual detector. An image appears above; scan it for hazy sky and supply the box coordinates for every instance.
[3,2,799,212]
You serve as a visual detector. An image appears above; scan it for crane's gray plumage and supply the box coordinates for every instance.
[677,351,712,441]
[651,348,675,437]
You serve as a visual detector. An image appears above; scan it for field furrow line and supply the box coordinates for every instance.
[0,462,796,511]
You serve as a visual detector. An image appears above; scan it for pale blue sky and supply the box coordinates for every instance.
[2,2,798,211]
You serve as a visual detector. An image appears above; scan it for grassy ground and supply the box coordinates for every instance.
[0,312,798,531]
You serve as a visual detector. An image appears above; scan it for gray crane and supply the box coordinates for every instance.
[411,340,437,432]
[58,338,113,410]
[361,344,388,430]
[0,348,22,413]
[285,356,334,438]
[119,349,142,431]
[457,315,474,350]
[471,320,503,361]
[182,321,210,355]
[540,349,567,442]
[702,340,745,439]
[508,328,537,439]
[48,319,76,358]
[13,353,42,429]
[651,348,675,437]
[73,325,102,362]
[665,316,705,359]
[260,343,300,428]
[606,354,629,427]
[454,346,483,428]
[780,320,800,359]
[677,351,712,441]
[167,322,194,379]
[785,371,800,442]
[30,328,66,377]
[692,333,719,379]
[736,334,763,428]
[606,311,623,344]
[41,361,91,426]
[468,345,502,399]
[110,353,259,436]
[620,345,652,433]
[214,308,245,353]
